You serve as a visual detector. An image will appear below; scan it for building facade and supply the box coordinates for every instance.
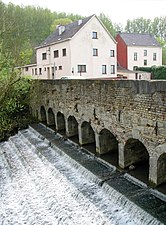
[23,15,117,79]
[116,33,162,71]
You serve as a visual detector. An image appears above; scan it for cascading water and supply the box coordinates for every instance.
[0,125,165,225]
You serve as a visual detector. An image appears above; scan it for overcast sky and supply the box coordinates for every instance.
[2,0,166,26]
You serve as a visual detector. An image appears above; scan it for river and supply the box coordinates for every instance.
[0,124,165,225]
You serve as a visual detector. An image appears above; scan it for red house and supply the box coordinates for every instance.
[116,33,162,71]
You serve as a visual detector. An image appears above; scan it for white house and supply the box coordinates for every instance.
[23,15,117,79]
[116,33,162,71]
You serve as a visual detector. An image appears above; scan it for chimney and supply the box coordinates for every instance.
[58,25,65,35]
[78,19,82,26]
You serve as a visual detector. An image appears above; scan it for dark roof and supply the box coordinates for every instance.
[118,33,161,47]
[37,15,94,48]
[117,65,134,74]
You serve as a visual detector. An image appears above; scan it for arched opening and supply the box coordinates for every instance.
[67,116,79,143]
[124,138,149,184]
[81,121,96,154]
[57,112,66,135]
[48,108,56,131]
[99,128,118,167]
[40,106,47,124]
[157,153,166,190]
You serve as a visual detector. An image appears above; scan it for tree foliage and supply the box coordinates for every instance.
[50,18,72,33]
[157,37,166,65]
[0,44,33,141]
[125,16,166,41]
[99,13,116,37]
[136,66,166,80]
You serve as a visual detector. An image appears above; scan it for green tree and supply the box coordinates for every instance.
[152,66,166,79]
[99,13,116,37]
[156,37,166,65]
[152,17,166,40]
[0,42,33,141]
[125,17,152,33]
[50,18,72,33]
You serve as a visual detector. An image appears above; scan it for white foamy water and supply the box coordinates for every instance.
[0,129,162,225]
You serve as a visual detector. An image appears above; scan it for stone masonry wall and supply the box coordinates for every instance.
[30,80,165,145]
[30,79,166,185]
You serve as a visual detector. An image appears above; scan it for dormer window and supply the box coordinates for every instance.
[92,31,97,39]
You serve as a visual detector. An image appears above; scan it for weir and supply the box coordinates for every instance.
[0,123,165,224]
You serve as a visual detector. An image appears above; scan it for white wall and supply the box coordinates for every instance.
[127,72,151,80]
[127,46,162,71]
[22,64,37,77]
[36,41,71,79]
[70,16,117,78]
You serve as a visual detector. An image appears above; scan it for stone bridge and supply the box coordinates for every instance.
[30,80,166,187]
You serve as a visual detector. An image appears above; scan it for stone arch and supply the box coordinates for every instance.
[81,121,96,148]
[97,128,119,167]
[67,116,79,141]
[124,138,149,183]
[157,153,166,186]
[124,138,149,167]
[47,108,56,130]
[40,106,47,123]
[57,112,66,134]
[99,128,118,155]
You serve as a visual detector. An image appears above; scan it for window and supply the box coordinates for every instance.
[78,65,86,73]
[111,65,115,74]
[110,50,115,57]
[42,53,47,60]
[144,50,147,56]
[35,68,37,75]
[134,52,137,61]
[93,48,98,56]
[144,59,147,66]
[39,68,42,75]
[102,65,107,74]
[25,67,28,71]
[92,31,97,39]
[54,50,59,58]
[153,53,157,61]
[59,66,62,70]
[32,69,34,75]
[62,48,66,56]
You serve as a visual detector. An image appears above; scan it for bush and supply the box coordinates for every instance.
[136,66,166,80]
[0,49,35,141]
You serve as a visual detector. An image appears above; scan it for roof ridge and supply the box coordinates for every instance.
[37,14,95,48]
